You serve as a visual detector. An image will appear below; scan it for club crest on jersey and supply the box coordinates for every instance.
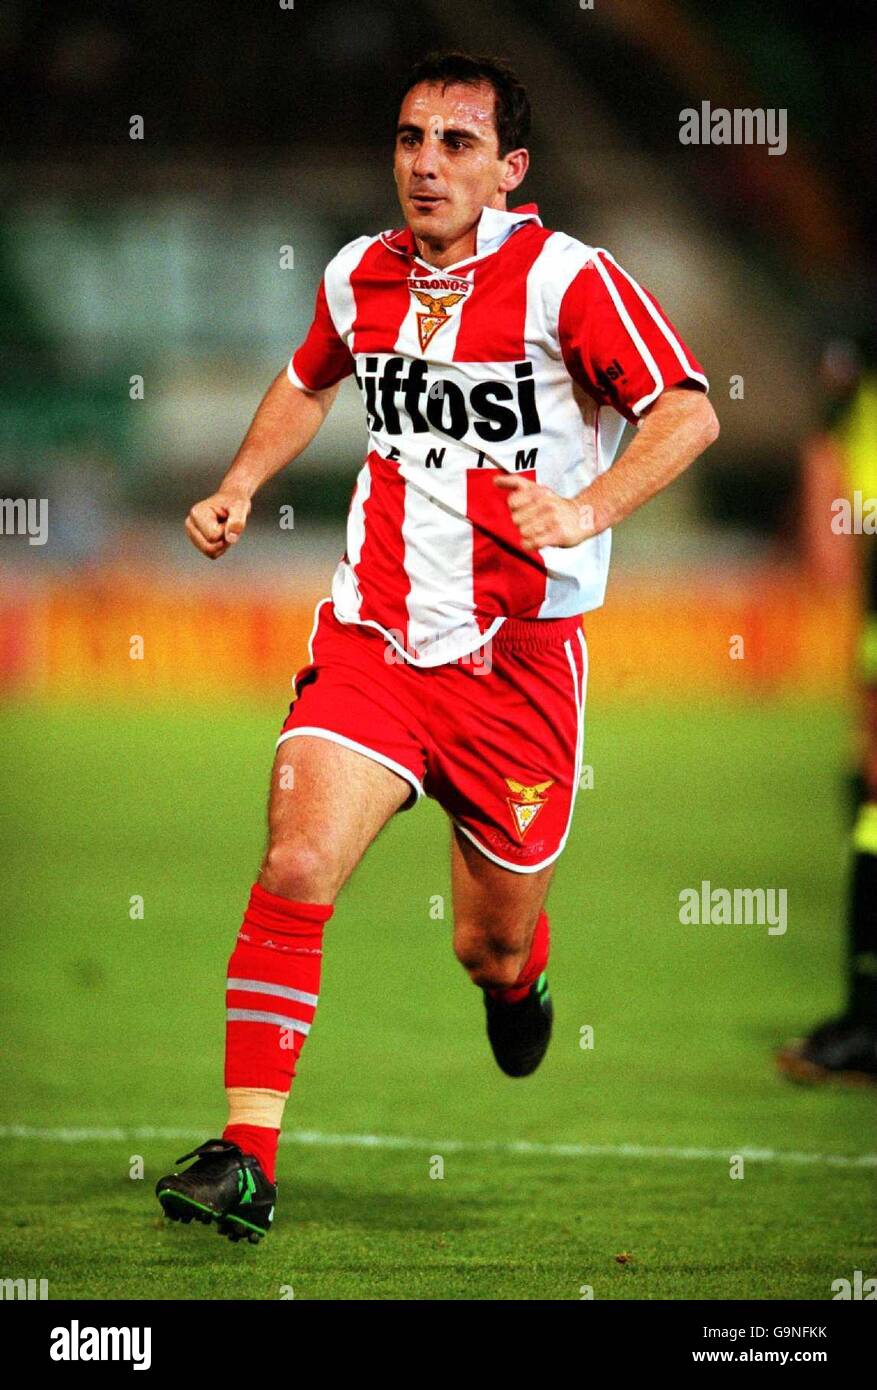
[408,274,472,352]
[505,777,554,841]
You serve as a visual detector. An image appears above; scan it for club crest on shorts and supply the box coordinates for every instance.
[408,274,472,352]
[504,777,554,841]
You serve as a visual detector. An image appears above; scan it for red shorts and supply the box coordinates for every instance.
[278,602,588,873]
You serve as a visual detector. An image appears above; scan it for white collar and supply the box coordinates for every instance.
[381,203,542,268]
[475,203,542,255]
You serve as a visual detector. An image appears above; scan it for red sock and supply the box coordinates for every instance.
[223,883,333,1181]
[487,909,550,1004]
[223,1123,281,1183]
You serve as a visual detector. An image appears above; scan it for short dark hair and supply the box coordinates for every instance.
[400,51,531,156]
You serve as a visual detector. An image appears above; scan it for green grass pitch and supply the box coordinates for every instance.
[0,694,874,1300]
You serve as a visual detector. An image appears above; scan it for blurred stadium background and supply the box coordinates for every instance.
[1,1,875,1300]
[1,0,873,699]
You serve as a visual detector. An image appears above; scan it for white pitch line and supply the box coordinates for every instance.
[0,1125,874,1170]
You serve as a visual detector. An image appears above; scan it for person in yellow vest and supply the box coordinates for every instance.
[777,340,877,1083]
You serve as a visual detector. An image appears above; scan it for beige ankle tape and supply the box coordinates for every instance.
[226,1087,288,1129]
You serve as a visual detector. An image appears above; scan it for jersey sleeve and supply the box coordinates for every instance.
[557,248,709,424]
[287,277,355,392]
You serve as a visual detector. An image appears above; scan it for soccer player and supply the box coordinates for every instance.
[156,51,719,1242]
[776,342,877,1085]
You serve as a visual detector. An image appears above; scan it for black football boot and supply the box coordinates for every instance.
[484,972,553,1077]
[156,1139,276,1243]
[776,1015,877,1087]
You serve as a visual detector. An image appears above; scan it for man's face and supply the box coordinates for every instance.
[394,81,513,250]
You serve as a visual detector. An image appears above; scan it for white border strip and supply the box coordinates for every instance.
[601,249,710,392]
[590,249,664,415]
[287,358,312,391]
[0,1125,873,1169]
[279,598,425,804]
[226,1007,311,1034]
[276,727,425,804]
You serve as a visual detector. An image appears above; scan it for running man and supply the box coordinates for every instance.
[156,50,719,1243]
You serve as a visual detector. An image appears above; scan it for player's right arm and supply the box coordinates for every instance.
[185,371,338,559]
[187,264,356,559]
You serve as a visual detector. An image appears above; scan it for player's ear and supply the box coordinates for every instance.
[498,147,529,194]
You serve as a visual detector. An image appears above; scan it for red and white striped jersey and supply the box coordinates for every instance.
[288,203,708,667]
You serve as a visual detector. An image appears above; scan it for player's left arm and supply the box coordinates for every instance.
[496,385,719,550]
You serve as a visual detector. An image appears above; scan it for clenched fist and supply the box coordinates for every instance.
[185,491,252,560]
[494,475,596,551]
